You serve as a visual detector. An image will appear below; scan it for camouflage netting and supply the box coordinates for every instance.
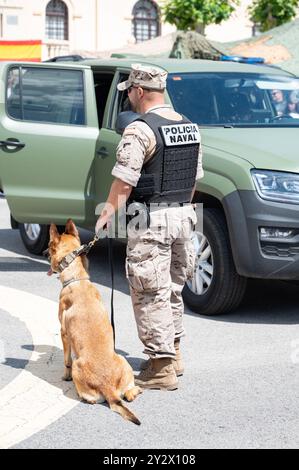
[71,19,299,76]
[169,31,222,60]
[71,32,178,59]
[213,18,299,75]
[71,31,222,61]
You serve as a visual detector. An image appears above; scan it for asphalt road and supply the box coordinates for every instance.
[1,195,299,449]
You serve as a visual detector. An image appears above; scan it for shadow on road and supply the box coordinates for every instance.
[3,344,143,404]
[0,226,298,326]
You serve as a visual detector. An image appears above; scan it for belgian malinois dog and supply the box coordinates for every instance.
[47,219,142,425]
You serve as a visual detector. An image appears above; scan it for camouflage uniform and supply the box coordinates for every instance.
[113,64,203,359]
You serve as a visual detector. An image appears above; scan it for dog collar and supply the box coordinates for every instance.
[57,244,88,272]
[62,277,90,289]
[44,233,100,274]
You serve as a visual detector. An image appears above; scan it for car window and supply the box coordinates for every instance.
[118,77,131,113]
[110,73,131,129]
[92,71,115,128]
[167,72,299,127]
[6,66,85,125]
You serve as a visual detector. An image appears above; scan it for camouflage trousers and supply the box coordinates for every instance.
[125,204,197,359]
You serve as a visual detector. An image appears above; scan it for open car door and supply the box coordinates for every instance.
[0,61,99,228]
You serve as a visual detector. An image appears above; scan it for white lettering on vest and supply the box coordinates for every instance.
[160,123,201,146]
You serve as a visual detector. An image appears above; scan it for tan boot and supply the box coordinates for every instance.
[135,358,178,391]
[140,339,184,377]
[173,339,184,376]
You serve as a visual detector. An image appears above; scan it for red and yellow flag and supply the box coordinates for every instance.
[0,40,42,62]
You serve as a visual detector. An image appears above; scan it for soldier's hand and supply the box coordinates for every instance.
[95,215,108,236]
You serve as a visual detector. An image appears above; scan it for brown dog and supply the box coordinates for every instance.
[47,219,142,425]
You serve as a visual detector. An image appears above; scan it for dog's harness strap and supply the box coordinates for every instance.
[57,234,101,272]
[58,243,91,272]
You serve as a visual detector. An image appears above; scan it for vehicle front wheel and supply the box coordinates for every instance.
[19,223,50,255]
[182,208,247,315]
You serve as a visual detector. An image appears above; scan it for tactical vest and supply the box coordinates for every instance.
[130,112,200,204]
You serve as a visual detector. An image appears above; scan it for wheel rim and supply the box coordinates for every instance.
[187,231,214,295]
[23,223,41,241]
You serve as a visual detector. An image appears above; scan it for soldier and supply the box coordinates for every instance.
[95,63,204,391]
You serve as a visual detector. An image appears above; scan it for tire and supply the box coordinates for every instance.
[19,223,50,255]
[182,208,247,315]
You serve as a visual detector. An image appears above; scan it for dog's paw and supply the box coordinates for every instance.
[124,385,143,402]
[62,375,73,381]
[62,370,73,381]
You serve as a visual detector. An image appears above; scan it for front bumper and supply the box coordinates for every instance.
[223,190,299,280]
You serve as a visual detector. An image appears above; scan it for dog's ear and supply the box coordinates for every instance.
[65,219,80,240]
[49,224,60,244]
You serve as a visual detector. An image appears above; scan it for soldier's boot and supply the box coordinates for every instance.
[135,358,178,391]
[139,339,184,376]
[173,339,184,376]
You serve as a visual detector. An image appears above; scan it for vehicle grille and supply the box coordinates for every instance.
[261,244,299,257]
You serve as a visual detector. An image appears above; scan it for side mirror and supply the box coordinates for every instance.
[115,111,141,135]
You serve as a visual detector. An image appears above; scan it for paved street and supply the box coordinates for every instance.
[1,195,299,449]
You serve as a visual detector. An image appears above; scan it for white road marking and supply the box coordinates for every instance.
[0,340,5,363]
[0,286,79,449]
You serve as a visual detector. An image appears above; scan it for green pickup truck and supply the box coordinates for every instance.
[1,58,299,315]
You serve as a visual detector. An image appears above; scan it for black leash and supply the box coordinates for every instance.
[107,234,115,348]
[78,228,116,348]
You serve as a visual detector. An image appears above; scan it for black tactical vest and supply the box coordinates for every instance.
[130,112,200,204]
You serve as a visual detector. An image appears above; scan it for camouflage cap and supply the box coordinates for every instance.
[117,63,168,91]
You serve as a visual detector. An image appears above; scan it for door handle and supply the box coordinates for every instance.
[0,139,25,150]
[97,147,109,159]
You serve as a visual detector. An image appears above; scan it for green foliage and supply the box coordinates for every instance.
[249,0,299,32]
[162,0,239,32]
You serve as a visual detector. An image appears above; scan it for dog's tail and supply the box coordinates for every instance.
[106,391,141,426]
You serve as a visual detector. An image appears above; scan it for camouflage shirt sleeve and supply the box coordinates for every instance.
[111,122,154,187]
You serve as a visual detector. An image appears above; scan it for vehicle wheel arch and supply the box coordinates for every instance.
[185,190,247,315]
[193,190,244,275]
[18,222,66,255]
[193,190,224,210]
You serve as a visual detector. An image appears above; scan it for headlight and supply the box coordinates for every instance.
[251,170,299,204]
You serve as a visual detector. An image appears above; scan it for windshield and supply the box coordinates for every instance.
[167,72,299,127]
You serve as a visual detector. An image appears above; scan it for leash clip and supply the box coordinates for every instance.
[85,233,100,253]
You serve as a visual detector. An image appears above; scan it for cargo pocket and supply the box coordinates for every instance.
[126,245,170,292]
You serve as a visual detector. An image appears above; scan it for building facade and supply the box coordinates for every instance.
[205,0,253,42]
[0,0,255,60]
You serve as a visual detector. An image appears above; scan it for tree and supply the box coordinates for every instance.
[249,0,299,32]
[162,0,239,35]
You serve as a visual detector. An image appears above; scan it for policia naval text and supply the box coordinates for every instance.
[160,123,201,146]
